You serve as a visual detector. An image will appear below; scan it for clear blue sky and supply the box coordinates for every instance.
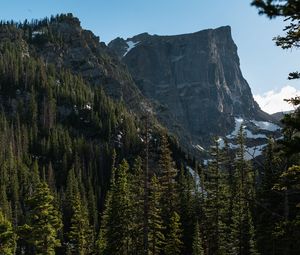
[1,0,299,96]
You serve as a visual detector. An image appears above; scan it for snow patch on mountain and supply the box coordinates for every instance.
[123,41,140,56]
[193,144,205,152]
[226,117,244,138]
[250,120,281,132]
[243,129,267,139]
[214,117,280,159]
[187,166,200,187]
[244,144,267,160]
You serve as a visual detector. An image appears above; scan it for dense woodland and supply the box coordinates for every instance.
[0,12,299,255]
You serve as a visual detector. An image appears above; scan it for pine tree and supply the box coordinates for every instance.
[148,174,165,255]
[164,211,183,255]
[204,139,227,254]
[20,181,62,255]
[256,138,282,254]
[97,157,116,255]
[177,165,196,254]
[128,157,144,254]
[0,210,16,255]
[159,134,178,213]
[64,166,94,254]
[68,192,93,255]
[192,221,204,255]
[98,160,131,255]
[0,184,11,219]
[231,127,259,255]
[272,165,300,255]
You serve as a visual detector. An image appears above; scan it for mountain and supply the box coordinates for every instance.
[272,110,293,121]
[1,14,299,255]
[0,13,279,157]
[16,14,151,114]
[109,27,278,153]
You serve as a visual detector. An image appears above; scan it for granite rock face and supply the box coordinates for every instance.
[27,16,146,112]
[1,15,277,154]
[109,27,273,146]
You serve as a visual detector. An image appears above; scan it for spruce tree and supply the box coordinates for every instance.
[256,139,281,254]
[164,211,183,255]
[159,134,178,214]
[20,181,62,255]
[0,210,16,255]
[98,160,131,255]
[231,127,259,255]
[68,192,93,255]
[148,174,165,255]
[192,221,204,255]
[128,157,144,254]
[177,165,196,254]
[204,139,227,254]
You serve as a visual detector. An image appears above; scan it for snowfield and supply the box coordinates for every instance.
[250,120,281,132]
[123,41,140,56]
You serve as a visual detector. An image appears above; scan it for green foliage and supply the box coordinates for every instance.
[128,157,144,254]
[0,13,299,255]
[98,160,132,255]
[252,0,300,79]
[177,165,197,254]
[159,134,179,223]
[192,221,204,255]
[164,211,183,255]
[203,139,228,254]
[230,128,259,255]
[20,182,62,255]
[68,193,93,255]
[0,210,16,255]
[148,175,165,255]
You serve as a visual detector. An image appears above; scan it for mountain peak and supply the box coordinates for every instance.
[109,26,273,147]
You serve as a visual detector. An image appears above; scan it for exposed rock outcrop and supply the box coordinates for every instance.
[109,27,275,147]
[27,15,146,112]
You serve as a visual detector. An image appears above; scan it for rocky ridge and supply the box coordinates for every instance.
[0,14,280,158]
[109,27,279,154]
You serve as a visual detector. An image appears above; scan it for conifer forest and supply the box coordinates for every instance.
[0,1,300,255]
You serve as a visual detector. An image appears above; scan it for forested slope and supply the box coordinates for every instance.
[0,14,299,255]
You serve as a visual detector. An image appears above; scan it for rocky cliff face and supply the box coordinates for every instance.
[1,15,278,156]
[109,27,274,147]
[25,15,148,113]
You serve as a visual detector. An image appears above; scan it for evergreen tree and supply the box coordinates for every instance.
[20,182,62,255]
[128,157,144,254]
[231,128,259,255]
[159,134,178,214]
[272,165,300,255]
[97,188,112,255]
[204,139,227,254]
[164,211,183,255]
[148,174,165,255]
[0,210,16,255]
[192,221,204,255]
[177,164,197,254]
[98,160,131,255]
[68,192,93,255]
[256,138,282,254]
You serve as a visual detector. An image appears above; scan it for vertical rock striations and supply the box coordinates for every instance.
[109,26,272,146]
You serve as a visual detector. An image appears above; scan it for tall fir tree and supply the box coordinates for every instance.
[164,211,183,255]
[192,221,204,255]
[128,157,144,255]
[98,160,132,255]
[0,210,16,255]
[204,139,227,255]
[68,192,93,255]
[231,127,259,255]
[20,181,62,255]
[148,174,165,255]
